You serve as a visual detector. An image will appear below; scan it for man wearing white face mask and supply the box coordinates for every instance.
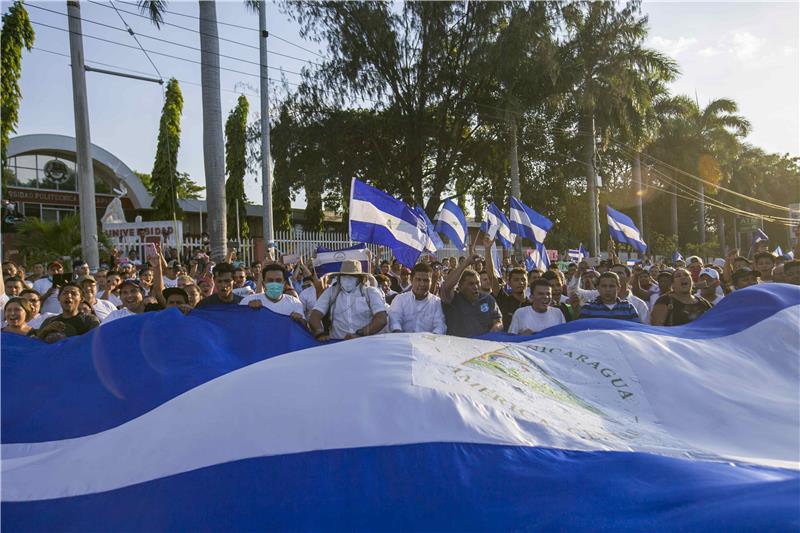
[309,260,387,341]
[239,263,305,323]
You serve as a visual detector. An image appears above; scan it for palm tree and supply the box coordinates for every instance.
[561,1,678,256]
[138,0,228,261]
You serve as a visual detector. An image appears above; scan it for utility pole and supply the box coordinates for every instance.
[508,111,522,256]
[258,1,274,255]
[67,1,99,270]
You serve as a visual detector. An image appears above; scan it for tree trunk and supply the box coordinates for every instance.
[671,169,679,243]
[509,112,520,201]
[199,0,227,261]
[582,111,599,257]
[633,151,643,235]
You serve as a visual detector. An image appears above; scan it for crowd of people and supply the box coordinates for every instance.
[2,235,798,344]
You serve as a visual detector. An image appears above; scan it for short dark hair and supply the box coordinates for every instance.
[754,252,776,265]
[530,279,552,292]
[262,262,289,281]
[411,263,433,276]
[459,268,479,284]
[527,269,543,277]
[541,270,563,283]
[106,270,121,278]
[598,272,621,285]
[213,262,235,278]
[4,275,23,285]
[375,274,391,285]
[5,296,34,320]
[163,287,189,303]
[59,282,82,294]
[139,266,153,275]
[20,288,40,298]
[508,267,527,280]
[233,265,247,274]
[251,261,262,268]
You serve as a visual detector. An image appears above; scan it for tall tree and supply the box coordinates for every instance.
[149,78,184,219]
[561,0,677,255]
[0,0,34,166]
[225,94,250,239]
[136,171,204,201]
[139,0,228,261]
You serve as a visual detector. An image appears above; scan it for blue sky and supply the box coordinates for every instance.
[9,1,799,207]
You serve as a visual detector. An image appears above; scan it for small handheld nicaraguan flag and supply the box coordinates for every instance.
[509,197,553,244]
[752,228,769,244]
[349,178,429,268]
[773,245,784,257]
[606,206,647,254]
[480,203,516,249]
[312,243,370,277]
[434,199,468,250]
[524,241,550,272]
[413,205,444,253]
[579,243,589,258]
[673,250,684,264]
[568,243,589,262]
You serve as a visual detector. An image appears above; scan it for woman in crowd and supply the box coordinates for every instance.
[2,297,36,336]
[650,268,712,326]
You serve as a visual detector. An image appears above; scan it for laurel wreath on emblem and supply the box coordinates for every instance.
[43,159,70,183]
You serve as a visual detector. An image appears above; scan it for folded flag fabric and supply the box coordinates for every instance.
[752,228,769,244]
[607,206,647,254]
[3,286,799,533]
[673,250,684,264]
[413,205,444,253]
[313,243,370,276]
[349,178,429,267]
[524,241,550,272]
[773,245,784,257]
[479,202,516,249]
[509,197,553,244]
[434,199,468,250]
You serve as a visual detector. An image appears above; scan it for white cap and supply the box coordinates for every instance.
[699,267,720,280]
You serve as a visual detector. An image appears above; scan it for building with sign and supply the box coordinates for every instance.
[2,134,344,260]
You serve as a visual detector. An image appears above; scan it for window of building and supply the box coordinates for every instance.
[41,205,76,223]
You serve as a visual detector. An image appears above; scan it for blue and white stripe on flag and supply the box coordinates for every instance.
[490,242,503,278]
[753,228,769,244]
[774,245,784,257]
[313,243,370,276]
[349,178,428,268]
[607,206,647,254]
[568,249,582,261]
[524,241,550,272]
[480,202,515,249]
[434,199,468,250]
[413,205,443,253]
[509,197,553,244]
[672,250,684,264]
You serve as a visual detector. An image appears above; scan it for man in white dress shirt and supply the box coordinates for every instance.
[388,263,446,334]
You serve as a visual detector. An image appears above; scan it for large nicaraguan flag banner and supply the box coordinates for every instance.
[2,285,799,532]
[349,178,429,267]
[312,243,371,276]
[607,205,648,253]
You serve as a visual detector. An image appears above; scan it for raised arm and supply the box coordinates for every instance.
[481,233,501,296]
[149,245,166,306]
[440,254,481,304]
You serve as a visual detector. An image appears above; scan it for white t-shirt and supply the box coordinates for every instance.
[508,306,565,335]
[697,291,725,306]
[299,286,318,319]
[388,291,446,334]
[239,293,303,317]
[97,290,123,308]
[232,286,255,297]
[102,307,138,324]
[32,278,61,315]
[312,284,386,340]
[92,299,119,321]
[162,276,179,288]
[28,312,56,329]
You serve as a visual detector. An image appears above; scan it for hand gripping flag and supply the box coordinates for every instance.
[479,202,516,249]
[509,197,553,244]
[349,178,429,267]
[607,206,647,254]
[434,199,468,250]
[2,286,799,532]
[413,205,444,253]
[313,243,370,277]
[524,241,550,272]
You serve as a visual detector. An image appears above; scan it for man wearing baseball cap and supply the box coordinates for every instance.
[732,268,761,290]
[696,267,724,306]
[103,279,147,324]
[78,274,118,321]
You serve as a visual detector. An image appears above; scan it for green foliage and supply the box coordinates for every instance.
[150,78,185,219]
[15,215,114,265]
[225,94,250,238]
[1,1,34,166]
[647,231,678,258]
[136,171,203,201]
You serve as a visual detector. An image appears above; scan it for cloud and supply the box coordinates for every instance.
[726,31,764,61]
[650,36,699,58]
[698,47,720,58]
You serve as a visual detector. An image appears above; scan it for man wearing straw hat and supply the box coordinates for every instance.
[309,260,387,341]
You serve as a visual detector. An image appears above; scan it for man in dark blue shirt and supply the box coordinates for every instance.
[578,272,640,322]
[440,254,503,337]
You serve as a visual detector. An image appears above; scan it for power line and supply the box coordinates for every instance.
[108,0,162,80]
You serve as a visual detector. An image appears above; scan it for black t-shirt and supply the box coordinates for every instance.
[495,290,529,332]
[196,293,243,308]
[655,294,712,326]
[39,314,101,336]
[443,292,502,338]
